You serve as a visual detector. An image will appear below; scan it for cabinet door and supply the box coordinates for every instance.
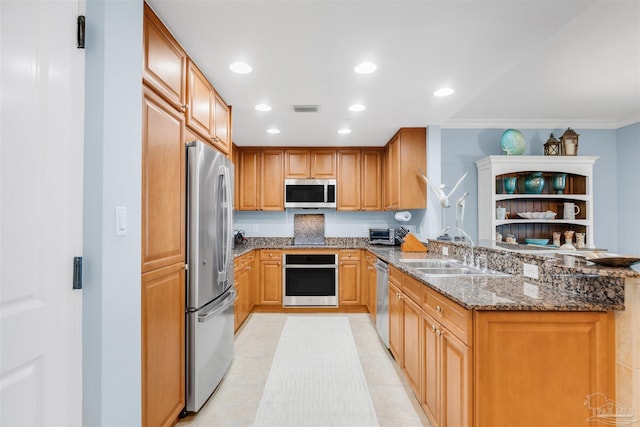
[474,311,614,427]
[337,150,361,211]
[142,86,185,273]
[238,150,260,211]
[284,150,310,178]
[422,311,440,427]
[385,137,399,210]
[212,92,231,155]
[366,256,377,320]
[403,295,422,398]
[339,259,361,305]
[260,150,284,210]
[441,329,471,427]
[260,261,282,305]
[142,262,185,427]
[310,149,337,178]
[388,281,404,363]
[361,150,383,211]
[186,60,214,142]
[398,128,427,209]
[143,4,186,111]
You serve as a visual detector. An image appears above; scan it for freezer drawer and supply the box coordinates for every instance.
[185,289,236,412]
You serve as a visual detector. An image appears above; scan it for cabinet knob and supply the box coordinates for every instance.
[435,329,442,337]
[431,324,437,332]
[436,305,442,313]
[181,104,188,112]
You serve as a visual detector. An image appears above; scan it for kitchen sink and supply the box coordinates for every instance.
[398,259,461,268]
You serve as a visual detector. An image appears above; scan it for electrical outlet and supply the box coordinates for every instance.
[523,263,539,280]
[442,246,449,256]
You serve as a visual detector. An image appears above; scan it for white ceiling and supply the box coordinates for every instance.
[147,0,640,147]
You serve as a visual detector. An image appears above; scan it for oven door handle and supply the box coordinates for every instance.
[283,264,338,268]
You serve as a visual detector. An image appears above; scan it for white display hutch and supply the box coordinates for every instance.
[475,156,598,247]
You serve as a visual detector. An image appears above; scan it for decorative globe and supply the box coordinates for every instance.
[500,129,526,155]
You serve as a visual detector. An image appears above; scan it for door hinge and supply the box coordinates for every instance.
[77,15,85,49]
[73,257,83,289]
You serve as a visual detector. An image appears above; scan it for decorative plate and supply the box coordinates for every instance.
[517,211,557,220]
[584,253,640,267]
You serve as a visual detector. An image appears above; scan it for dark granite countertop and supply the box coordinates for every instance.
[232,237,629,312]
[368,247,624,312]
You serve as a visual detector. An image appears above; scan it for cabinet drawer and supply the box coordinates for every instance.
[422,287,472,345]
[339,249,361,261]
[389,265,402,285]
[402,274,423,305]
[365,251,377,263]
[260,250,282,261]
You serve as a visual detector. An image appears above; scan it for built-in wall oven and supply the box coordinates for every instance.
[283,253,338,306]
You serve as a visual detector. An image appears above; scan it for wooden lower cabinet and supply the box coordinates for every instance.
[141,262,185,427]
[422,310,471,427]
[388,279,404,362]
[259,250,282,305]
[365,252,377,320]
[339,250,361,305]
[474,311,614,427]
[233,252,255,331]
[402,295,422,398]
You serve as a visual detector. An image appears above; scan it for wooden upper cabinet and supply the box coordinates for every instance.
[186,60,214,142]
[212,93,231,154]
[385,128,426,210]
[260,150,284,210]
[337,150,361,211]
[284,150,309,178]
[337,149,382,211]
[284,149,336,178]
[142,86,185,273]
[311,150,337,178]
[238,149,260,211]
[143,4,187,111]
[361,150,383,211]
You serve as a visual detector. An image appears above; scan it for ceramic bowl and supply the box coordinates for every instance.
[525,238,550,246]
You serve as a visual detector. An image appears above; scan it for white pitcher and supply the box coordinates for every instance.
[563,202,580,220]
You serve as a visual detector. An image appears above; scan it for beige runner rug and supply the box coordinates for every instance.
[253,316,379,427]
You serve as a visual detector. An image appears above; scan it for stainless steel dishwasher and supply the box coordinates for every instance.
[374,259,389,348]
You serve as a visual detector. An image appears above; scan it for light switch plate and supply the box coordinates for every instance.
[442,246,449,256]
[523,263,539,280]
[115,206,127,236]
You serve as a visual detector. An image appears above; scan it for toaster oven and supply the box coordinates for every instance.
[368,228,401,246]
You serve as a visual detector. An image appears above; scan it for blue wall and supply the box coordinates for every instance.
[440,128,620,251]
[616,122,640,253]
[238,125,637,253]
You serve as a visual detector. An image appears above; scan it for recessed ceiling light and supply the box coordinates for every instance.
[338,128,352,135]
[229,62,252,74]
[434,87,455,97]
[354,62,377,74]
[266,128,280,134]
[348,104,366,112]
[255,104,272,112]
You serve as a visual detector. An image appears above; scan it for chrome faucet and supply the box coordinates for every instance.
[440,226,476,267]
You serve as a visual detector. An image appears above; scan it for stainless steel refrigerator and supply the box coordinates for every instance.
[185,140,235,412]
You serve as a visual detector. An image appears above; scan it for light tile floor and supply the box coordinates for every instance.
[178,313,431,427]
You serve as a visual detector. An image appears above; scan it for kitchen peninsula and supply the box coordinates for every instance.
[233,236,638,427]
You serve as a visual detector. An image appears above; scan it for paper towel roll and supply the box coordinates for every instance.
[394,211,412,222]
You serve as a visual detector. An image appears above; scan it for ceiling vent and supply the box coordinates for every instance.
[292,105,320,113]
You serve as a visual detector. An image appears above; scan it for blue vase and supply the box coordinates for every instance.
[552,173,566,194]
[524,172,545,194]
[503,177,517,194]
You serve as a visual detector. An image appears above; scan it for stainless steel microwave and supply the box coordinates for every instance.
[284,179,336,209]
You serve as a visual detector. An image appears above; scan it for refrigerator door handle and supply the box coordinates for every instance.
[215,165,232,286]
[198,289,236,323]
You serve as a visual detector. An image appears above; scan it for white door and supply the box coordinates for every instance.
[0,1,84,425]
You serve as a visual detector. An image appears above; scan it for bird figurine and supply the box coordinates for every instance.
[418,166,471,208]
